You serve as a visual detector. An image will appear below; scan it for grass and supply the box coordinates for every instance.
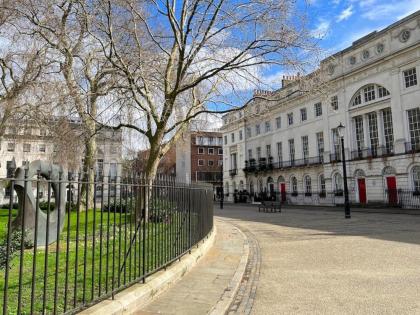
[0,206,195,314]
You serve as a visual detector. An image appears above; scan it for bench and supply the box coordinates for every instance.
[258,200,282,213]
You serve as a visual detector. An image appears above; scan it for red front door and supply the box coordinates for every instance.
[386,176,398,205]
[358,178,367,204]
[280,183,286,202]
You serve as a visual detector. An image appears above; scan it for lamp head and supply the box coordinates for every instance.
[337,122,345,138]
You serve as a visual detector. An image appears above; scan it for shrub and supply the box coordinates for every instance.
[0,230,33,270]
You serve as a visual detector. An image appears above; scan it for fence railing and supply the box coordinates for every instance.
[247,189,420,209]
[0,167,213,314]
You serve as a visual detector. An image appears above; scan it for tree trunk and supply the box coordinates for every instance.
[80,125,96,210]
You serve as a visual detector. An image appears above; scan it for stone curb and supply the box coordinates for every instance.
[208,220,250,315]
[79,226,217,315]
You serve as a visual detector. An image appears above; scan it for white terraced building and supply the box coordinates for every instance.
[221,11,420,208]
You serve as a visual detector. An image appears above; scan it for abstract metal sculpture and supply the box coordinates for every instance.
[12,160,67,246]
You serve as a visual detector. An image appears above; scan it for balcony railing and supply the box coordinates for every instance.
[229,169,238,176]
[405,141,420,154]
[329,152,341,163]
[351,146,393,160]
[243,156,323,173]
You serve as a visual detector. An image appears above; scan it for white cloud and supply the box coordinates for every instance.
[311,19,331,39]
[361,0,420,21]
[337,5,354,22]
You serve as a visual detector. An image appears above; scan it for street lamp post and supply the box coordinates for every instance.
[337,123,351,219]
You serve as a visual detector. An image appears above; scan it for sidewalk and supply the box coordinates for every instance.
[135,219,248,315]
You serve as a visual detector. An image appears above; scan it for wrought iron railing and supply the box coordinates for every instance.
[405,141,420,154]
[0,167,213,314]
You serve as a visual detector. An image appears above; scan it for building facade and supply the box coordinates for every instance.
[176,131,223,195]
[0,119,123,204]
[221,11,420,208]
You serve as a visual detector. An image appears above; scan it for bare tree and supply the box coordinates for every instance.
[93,0,318,185]
[12,0,116,205]
[0,3,45,137]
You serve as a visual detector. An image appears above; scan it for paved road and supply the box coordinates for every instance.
[217,204,420,315]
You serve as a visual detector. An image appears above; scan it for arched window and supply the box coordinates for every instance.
[304,175,312,195]
[291,176,298,194]
[412,166,420,192]
[334,173,343,194]
[319,174,326,194]
[350,84,390,107]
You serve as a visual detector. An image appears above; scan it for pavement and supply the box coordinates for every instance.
[135,218,248,315]
[136,204,420,315]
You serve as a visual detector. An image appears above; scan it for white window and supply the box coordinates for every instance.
[276,117,281,129]
[218,159,223,166]
[334,173,343,192]
[304,176,312,194]
[300,108,307,122]
[289,139,295,162]
[218,137,223,145]
[408,108,420,150]
[364,85,375,102]
[218,148,223,155]
[198,147,204,154]
[291,176,298,194]
[319,174,326,194]
[248,149,253,159]
[354,116,365,153]
[265,121,271,132]
[412,166,420,191]
[256,147,261,160]
[239,130,243,141]
[39,144,46,153]
[277,142,282,163]
[23,143,31,152]
[378,86,390,98]
[198,159,204,166]
[266,144,271,158]
[246,127,252,138]
[331,96,338,110]
[382,108,394,153]
[368,112,379,156]
[231,133,235,142]
[208,147,214,155]
[288,113,293,125]
[332,128,341,159]
[314,102,322,117]
[302,136,309,161]
[7,143,15,152]
[404,68,417,88]
[316,132,324,162]
[197,136,203,145]
[255,124,261,135]
[224,136,227,145]
[208,160,214,166]
[352,92,362,106]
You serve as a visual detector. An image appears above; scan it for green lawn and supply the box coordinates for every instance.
[0,207,193,314]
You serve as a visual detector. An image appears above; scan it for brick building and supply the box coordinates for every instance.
[176,130,223,196]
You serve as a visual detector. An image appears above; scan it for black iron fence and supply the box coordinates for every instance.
[0,168,213,314]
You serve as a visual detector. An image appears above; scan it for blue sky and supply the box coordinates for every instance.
[247,0,420,94]
[309,0,420,53]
